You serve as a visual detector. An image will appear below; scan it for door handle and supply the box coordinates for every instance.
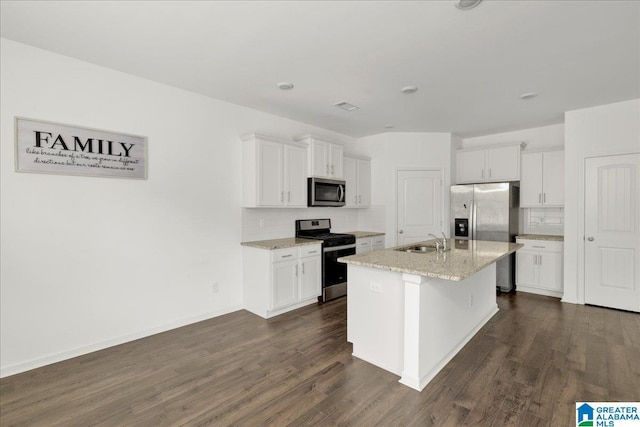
[398,230,404,234]
[587,236,595,241]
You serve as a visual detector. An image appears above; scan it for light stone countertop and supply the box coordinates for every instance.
[345,231,385,238]
[241,237,320,250]
[516,234,564,242]
[339,239,522,281]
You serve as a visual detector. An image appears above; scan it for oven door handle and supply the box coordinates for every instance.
[323,243,356,252]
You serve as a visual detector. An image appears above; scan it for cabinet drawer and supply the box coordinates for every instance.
[516,239,563,253]
[272,247,298,262]
[299,245,321,258]
[371,236,385,246]
[357,238,371,248]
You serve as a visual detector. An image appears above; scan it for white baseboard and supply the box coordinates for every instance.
[517,286,563,298]
[0,304,243,378]
[400,306,499,392]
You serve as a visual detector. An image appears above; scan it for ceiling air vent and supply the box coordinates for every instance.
[454,0,482,10]
[334,101,360,112]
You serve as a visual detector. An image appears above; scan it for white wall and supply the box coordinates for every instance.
[350,133,453,246]
[461,123,564,151]
[0,38,352,376]
[563,99,640,304]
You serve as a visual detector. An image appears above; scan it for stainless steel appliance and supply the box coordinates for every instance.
[295,219,355,301]
[308,177,346,207]
[451,182,520,292]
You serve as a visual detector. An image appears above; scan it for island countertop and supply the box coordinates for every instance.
[339,239,522,281]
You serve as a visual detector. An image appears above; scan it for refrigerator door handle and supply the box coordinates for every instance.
[471,201,476,240]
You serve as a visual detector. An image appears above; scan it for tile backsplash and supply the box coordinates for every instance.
[523,207,564,236]
[242,208,361,242]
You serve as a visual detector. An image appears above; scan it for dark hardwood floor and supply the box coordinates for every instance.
[1,292,639,426]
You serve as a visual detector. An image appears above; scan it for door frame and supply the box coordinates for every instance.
[576,150,640,305]
[394,167,445,247]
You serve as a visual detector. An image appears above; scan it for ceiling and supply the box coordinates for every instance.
[1,1,639,138]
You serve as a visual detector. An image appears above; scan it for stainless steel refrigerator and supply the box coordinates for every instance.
[450,182,521,292]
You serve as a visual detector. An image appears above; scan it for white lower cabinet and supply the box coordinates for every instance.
[516,238,563,298]
[244,244,321,318]
[356,235,385,254]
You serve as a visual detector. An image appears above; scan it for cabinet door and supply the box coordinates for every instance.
[456,150,486,183]
[343,156,358,207]
[520,152,543,207]
[357,158,371,207]
[516,249,538,287]
[537,251,563,292]
[284,144,307,207]
[258,140,284,206]
[486,145,520,181]
[299,256,321,300]
[329,144,344,178]
[272,259,299,310]
[542,150,564,206]
[310,140,328,177]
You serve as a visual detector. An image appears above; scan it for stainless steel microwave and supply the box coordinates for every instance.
[308,177,346,207]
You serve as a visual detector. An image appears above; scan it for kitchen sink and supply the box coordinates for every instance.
[396,244,450,254]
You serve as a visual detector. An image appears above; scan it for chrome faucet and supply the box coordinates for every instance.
[428,233,446,251]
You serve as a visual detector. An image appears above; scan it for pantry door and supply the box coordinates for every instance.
[584,153,640,312]
[396,169,443,246]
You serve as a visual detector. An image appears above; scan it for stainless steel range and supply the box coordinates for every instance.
[295,219,356,302]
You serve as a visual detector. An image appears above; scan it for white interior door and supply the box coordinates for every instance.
[397,170,443,245]
[584,153,640,312]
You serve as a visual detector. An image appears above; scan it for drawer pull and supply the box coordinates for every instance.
[281,254,293,258]
[532,245,546,248]
[308,250,318,254]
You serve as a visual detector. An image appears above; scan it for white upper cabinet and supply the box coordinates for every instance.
[344,154,371,208]
[242,134,308,208]
[520,150,564,207]
[456,144,521,184]
[295,135,344,179]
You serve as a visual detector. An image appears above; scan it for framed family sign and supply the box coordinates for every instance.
[15,117,147,179]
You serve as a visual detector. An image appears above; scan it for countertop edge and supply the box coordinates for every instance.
[516,234,564,242]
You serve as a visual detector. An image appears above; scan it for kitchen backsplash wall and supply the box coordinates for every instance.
[242,208,361,241]
[523,207,564,236]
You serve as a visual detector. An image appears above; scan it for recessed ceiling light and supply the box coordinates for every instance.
[401,86,418,95]
[520,92,538,100]
[277,81,294,90]
[454,0,483,10]
[334,101,360,112]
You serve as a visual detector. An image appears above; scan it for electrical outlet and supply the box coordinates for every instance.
[259,219,265,228]
[212,282,219,293]
[369,282,382,293]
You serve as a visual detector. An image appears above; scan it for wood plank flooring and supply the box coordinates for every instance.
[1,292,639,426]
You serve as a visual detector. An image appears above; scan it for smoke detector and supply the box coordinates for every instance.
[454,0,483,10]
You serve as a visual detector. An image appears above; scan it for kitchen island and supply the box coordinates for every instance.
[338,239,521,391]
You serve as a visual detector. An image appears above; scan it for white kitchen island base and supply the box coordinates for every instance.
[347,263,498,392]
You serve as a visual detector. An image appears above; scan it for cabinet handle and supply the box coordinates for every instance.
[532,245,545,248]
[481,169,485,179]
[331,165,334,175]
[543,193,546,203]
[287,191,291,202]
[538,193,542,203]
[308,250,317,254]
[295,264,298,276]
[355,195,358,204]
[358,195,362,204]
[281,192,284,203]
[538,255,542,265]
[302,263,305,274]
[326,164,329,175]
[489,168,492,178]
[533,255,537,265]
